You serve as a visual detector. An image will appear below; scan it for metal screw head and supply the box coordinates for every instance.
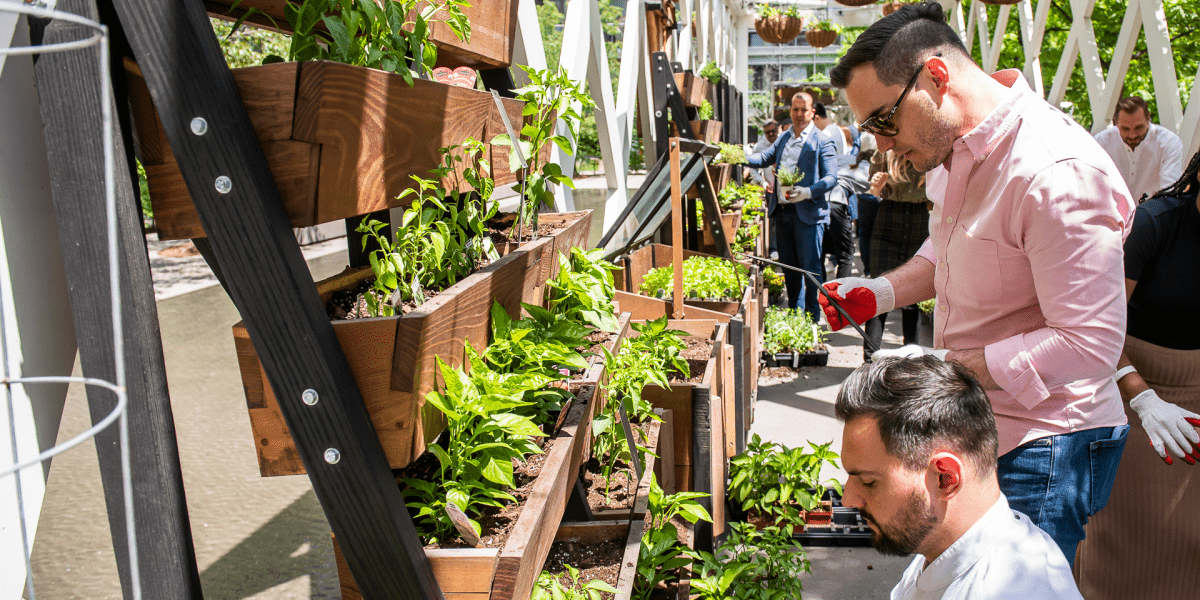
[190,117,208,136]
[324,448,341,464]
[656,111,663,117]
[301,389,319,406]
[214,176,232,194]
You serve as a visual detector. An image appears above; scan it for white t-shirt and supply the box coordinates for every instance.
[891,496,1083,600]
[822,123,846,155]
[1093,123,1183,202]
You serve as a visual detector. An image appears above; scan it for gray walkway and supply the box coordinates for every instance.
[26,180,912,599]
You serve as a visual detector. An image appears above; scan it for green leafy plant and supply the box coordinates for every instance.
[698,60,722,85]
[762,266,785,296]
[756,3,802,18]
[763,306,826,354]
[917,298,936,314]
[728,434,841,528]
[639,256,748,301]
[404,357,546,543]
[714,142,746,166]
[633,475,712,600]
[545,247,621,332]
[733,222,760,254]
[688,522,811,600]
[697,99,714,121]
[809,19,841,33]
[532,565,618,600]
[493,66,595,232]
[244,0,469,86]
[776,167,803,186]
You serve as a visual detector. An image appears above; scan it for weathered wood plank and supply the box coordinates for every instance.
[613,290,731,324]
[335,539,500,598]
[554,521,632,544]
[614,520,647,600]
[657,410,677,495]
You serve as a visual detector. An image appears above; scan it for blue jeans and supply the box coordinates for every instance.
[997,425,1129,567]
[775,211,825,321]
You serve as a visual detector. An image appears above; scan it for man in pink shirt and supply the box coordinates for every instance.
[821,2,1134,565]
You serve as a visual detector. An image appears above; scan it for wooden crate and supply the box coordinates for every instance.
[698,211,740,255]
[334,385,602,600]
[673,72,711,108]
[638,320,731,541]
[204,0,520,68]
[126,59,527,240]
[688,119,722,144]
[614,244,761,312]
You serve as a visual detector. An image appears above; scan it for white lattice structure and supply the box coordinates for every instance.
[953,0,1199,156]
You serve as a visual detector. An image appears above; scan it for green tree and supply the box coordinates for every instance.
[961,0,1198,131]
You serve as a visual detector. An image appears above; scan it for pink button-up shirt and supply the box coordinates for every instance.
[918,71,1135,455]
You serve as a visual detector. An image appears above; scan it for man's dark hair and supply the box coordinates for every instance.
[1114,96,1150,122]
[780,117,792,126]
[835,356,999,474]
[830,2,970,89]
[813,102,828,118]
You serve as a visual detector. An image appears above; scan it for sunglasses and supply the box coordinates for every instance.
[859,53,940,137]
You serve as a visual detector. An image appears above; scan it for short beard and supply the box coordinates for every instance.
[909,102,959,173]
[860,489,938,557]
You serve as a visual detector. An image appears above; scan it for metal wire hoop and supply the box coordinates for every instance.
[1,3,139,599]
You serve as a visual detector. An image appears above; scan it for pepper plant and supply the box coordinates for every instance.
[545,247,621,333]
[728,434,842,528]
[532,565,618,600]
[688,522,811,600]
[633,475,712,600]
[404,357,546,543]
[247,0,470,85]
[492,66,594,233]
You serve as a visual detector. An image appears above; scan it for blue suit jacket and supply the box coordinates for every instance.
[746,127,839,225]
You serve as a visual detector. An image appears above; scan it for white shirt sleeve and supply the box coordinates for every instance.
[1157,126,1184,192]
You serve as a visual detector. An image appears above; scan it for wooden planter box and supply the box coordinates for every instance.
[698,211,740,255]
[754,15,803,44]
[567,312,632,393]
[334,384,602,600]
[206,0,519,68]
[613,244,763,314]
[553,416,691,600]
[688,120,722,144]
[673,72,712,108]
[235,236,558,477]
[497,211,594,307]
[126,59,528,240]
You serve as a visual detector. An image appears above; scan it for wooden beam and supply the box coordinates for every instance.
[31,1,203,596]
[669,138,685,319]
[107,1,442,598]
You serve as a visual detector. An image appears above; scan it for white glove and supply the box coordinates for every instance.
[872,344,950,361]
[785,186,812,202]
[820,276,896,331]
[1129,389,1200,464]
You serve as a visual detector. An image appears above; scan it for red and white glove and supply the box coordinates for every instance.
[871,345,949,361]
[819,277,895,331]
[1129,389,1200,465]
[783,187,812,203]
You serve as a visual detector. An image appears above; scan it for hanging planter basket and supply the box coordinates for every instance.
[805,29,838,49]
[979,0,1024,4]
[881,1,904,16]
[833,0,877,6]
[754,15,804,44]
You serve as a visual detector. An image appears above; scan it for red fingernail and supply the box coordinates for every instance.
[1164,455,1173,465]
[1184,454,1196,465]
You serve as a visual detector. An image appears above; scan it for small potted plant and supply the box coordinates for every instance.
[698,60,723,85]
[689,100,723,144]
[775,167,804,202]
[805,19,841,48]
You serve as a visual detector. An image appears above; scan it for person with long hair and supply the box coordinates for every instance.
[859,150,930,361]
[1076,150,1200,598]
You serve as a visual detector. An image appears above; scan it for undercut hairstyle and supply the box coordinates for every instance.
[830,2,970,89]
[835,356,999,475]
[1114,96,1150,122]
[813,102,828,118]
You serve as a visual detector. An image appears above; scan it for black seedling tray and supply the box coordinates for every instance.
[762,349,829,368]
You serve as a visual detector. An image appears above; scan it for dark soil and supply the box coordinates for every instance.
[326,277,442,319]
[541,536,623,593]
[578,330,613,358]
[487,213,567,245]
[669,337,713,383]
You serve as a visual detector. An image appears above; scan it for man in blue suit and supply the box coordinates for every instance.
[746,91,840,320]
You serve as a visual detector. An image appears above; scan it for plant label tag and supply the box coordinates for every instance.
[445,502,483,547]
